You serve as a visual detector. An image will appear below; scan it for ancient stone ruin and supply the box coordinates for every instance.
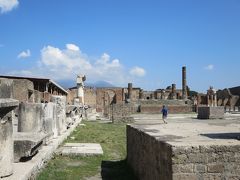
[0,99,19,178]
[198,86,225,119]
[1,65,240,179]
[0,76,83,179]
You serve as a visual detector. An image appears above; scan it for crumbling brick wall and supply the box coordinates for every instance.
[84,87,96,108]
[140,105,193,114]
[109,103,137,123]
[96,88,124,113]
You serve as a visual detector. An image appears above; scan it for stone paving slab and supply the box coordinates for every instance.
[131,113,240,146]
[61,143,103,156]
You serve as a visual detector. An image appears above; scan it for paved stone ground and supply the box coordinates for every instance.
[131,113,240,146]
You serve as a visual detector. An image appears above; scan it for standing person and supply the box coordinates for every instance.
[161,105,168,124]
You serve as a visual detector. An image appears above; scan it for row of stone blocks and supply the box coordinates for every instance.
[0,97,82,178]
[127,125,240,180]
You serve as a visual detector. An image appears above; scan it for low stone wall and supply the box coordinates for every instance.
[140,105,193,114]
[127,125,172,180]
[171,145,240,180]
[127,125,240,180]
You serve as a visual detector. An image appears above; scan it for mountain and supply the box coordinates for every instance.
[57,79,75,89]
[89,81,115,88]
[57,79,115,89]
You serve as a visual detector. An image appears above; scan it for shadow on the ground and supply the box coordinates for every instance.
[201,133,240,140]
[101,159,137,180]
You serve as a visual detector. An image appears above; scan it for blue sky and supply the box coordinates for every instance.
[0,0,240,92]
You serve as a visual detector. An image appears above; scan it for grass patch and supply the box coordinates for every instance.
[37,121,136,180]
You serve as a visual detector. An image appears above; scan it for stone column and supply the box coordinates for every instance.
[76,75,86,105]
[182,66,187,100]
[210,95,214,107]
[172,84,176,100]
[139,89,143,100]
[0,99,19,178]
[206,95,209,106]
[214,94,217,107]
[161,90,166,100]
[128,83,132,101]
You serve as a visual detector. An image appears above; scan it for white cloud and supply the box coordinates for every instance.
[17,49,31,58]
[66,44,80,51]
[204,64,214,70]
[38,44,125,84]
[11,43,145,86]
[129,66,146,77]
[0,0,19,13]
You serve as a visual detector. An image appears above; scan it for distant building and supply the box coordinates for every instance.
[0,75,67,103]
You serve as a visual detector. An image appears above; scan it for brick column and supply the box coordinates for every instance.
[128,83,132,101]
[182,66,187,100]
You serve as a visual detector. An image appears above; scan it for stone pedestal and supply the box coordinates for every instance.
[42,102,57,137]
[197,106,225,119]
[51,95,66,135]
[18,103,44,133]
[0,99,19,178]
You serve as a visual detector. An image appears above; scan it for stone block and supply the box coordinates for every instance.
[51,96,66,135]
[18,102,44,133]
[207,163,224,173]
[0,98,19,178]
[13,132,47,162]
[198,106,224,119]
[42,102,57,137]
[60,143,103,156]
[194,164,207,173]
[0,79,13,98]
[173,173,198,180]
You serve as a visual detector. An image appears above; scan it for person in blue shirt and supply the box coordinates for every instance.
[161,105,168,124]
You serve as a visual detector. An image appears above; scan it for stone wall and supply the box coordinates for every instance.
[140,105,193,114]
[96,87,124,113]
[67,88,76,105]
[67,87,96,107]
[127,125,240,180]
[127,125,172,180]
[84,87,96,108]
[12,79,34,103]
[172,145,240,180]
[109,103,136,123]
